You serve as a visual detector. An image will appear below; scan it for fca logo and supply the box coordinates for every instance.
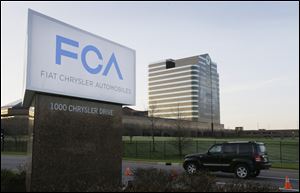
[55,35,123,80]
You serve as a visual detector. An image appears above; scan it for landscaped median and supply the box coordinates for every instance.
[1,168,280,192]
[124,168,280,192]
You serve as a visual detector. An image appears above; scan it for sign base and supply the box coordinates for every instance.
[26,93,122,191]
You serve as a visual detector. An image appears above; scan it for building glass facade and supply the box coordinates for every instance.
[148,54,220,124]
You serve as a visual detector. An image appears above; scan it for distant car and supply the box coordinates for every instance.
[183,141,271,179]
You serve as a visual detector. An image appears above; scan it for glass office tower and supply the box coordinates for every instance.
[148,54,220,124]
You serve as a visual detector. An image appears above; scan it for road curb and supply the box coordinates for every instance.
[159,162,181,166]
[279,188,299,192]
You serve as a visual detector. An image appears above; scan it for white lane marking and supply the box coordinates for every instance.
[259,176,299,181]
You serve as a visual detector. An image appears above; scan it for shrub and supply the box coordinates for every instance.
[1,169,26,192]
[124,168,279,192]
[214,180,279,192]
[169,172,216,192]
[124,168,216,192]
[0,168,279,192]
[125,168,172,192]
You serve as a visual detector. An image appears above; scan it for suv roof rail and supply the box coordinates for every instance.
[224,141,257,144]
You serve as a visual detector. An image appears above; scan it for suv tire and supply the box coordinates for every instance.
[186,162,198,174]
[234,164,250,179]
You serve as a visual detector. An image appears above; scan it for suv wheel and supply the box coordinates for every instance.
[235,164,249,179]
[186,162,198,174]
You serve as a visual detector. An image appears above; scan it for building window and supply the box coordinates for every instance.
[166,59,175,69]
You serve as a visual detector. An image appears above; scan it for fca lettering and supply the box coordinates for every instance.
[55,35,123,80]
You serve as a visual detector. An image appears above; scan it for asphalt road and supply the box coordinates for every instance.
[2,155,299,190]
[1,155,28,171]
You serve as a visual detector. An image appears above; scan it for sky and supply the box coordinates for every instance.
[1,1,299,130]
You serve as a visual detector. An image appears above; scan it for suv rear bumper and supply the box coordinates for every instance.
[256,162,271,170]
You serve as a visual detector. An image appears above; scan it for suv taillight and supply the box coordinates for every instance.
[255,155,262,162]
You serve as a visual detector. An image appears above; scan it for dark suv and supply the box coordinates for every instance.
[183,141,271,179]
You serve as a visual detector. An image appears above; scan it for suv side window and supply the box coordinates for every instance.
[239,144,253,154]
[223,144,237,154]
[208,145,222,154]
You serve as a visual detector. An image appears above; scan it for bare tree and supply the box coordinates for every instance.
[148,103,158,152]
[172,104,191,158]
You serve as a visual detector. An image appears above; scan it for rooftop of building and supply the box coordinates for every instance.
[149,53,210,66]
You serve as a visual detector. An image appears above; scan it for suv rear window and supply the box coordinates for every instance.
[257,144,266,153]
